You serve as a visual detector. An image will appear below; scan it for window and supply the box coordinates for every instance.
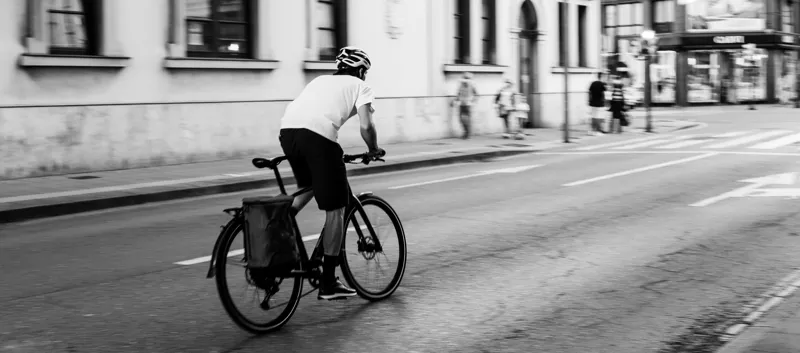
[578,5,587,67]
[316,0,347,61]
[185,0,251,58]
[46,0,101,55]
[454,0,470,64]
[558,1,567,67]
[782,0,794,33]
[481,0,496,64]
[602,3,644,45]
[653,0,675,33]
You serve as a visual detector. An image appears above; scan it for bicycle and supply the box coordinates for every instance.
[205,151,407,334]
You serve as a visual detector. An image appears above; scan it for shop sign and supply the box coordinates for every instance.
[682,34,778,47]
[713,35,745,44]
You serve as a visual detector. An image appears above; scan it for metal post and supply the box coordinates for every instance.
[644,52,653,133]
[563,0,570,143]
[643,0,654,133]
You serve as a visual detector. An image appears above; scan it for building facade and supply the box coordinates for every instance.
[602,0,800,106]
[0,0,601,179]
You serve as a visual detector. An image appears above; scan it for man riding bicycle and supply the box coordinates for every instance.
[278,46,385,301]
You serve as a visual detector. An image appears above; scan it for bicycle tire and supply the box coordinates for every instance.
[340,194,407,301]
[214,219,304,334]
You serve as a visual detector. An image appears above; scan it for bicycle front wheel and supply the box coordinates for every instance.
[340,194,407,301]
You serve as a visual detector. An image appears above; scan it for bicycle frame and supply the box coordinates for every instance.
[206,155,385,280]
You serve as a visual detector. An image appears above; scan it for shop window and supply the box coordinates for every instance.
[481,0,496,65]
[558,1,567,67]
[46,0,101,55]
[782,0,794,33]
[454,0,470,64]
[654,0,675,33]
[316,0,347,61]
[186,0,252,58]
[578,5,587,67]
[686,0,766,32]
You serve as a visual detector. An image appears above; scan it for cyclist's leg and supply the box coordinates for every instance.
[279,128,314,215]
[300,130,356,299]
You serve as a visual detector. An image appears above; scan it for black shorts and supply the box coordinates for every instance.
[279,128,350,211]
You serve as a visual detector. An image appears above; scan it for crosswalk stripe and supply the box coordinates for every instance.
[611,136,693,150]
[655,139,713,149]
[704,130,794,149]
[749,132,800,149]
[571,136,664,151]
[712,131,752,138]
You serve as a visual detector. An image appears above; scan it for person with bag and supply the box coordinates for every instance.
[607,74,629,134]
[495,79,520,139]
[587,72,607,136]
[452,72,478,139]
[277,46,385,300]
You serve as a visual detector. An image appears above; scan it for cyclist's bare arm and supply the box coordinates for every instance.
[357,103,382,154]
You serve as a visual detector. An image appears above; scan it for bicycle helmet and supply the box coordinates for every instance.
[335,46,371,71]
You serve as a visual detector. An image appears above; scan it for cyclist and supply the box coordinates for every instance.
[278,46,385,300]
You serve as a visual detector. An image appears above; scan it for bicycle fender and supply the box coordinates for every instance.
[357,191,373,199]
[207,215,240,279]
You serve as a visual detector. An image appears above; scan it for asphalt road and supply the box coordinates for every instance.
[2,116,800,353]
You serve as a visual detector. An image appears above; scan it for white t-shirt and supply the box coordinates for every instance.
[280,75,375,143]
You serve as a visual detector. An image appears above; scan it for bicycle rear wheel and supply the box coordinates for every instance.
[340,194,407,301]
[214,219,304,334]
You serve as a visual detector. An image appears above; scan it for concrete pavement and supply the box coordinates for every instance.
[0,117,698,224]
[2,118,800,352]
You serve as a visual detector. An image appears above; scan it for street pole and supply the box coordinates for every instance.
[642,0,654,133]
[563,0,570,143]
[644,47,653,132]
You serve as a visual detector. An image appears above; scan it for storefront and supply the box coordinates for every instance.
[601,0,799,106]
[658,32,798,105]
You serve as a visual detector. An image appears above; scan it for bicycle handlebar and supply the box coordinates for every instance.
[343,150,386,165]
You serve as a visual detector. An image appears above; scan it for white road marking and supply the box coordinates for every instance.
[389,164,543,190]
[689,172,798,207]
[713,131,752,138]
[654,139,712,149]
[562,152,719,187]
[571,136,664,151]
[610,136,692,150]
[174,225,369,266]
[704,130,793,149]
[749,132,800,150]
[535,151,800,157]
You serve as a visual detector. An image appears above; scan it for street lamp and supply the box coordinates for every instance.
[638,29,659,133]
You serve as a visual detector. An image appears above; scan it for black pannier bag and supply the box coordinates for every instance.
[242,195,301,277]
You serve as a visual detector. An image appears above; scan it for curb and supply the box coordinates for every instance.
[715,268,800,353]
[0,148,535,224]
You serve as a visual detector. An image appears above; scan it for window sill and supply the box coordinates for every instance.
[303,61,338,71]
[18,54,130,68]
[164,58,280,70]
[443,64,508,73]
[551,67,599,74]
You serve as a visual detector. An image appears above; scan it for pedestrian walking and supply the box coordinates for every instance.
[608,75,629,134]
[495,79,523,139]
[452,72,478,139]
[587,72,607,136]
[511,93,529,140]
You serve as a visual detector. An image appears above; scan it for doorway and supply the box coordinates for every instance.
[518,0,539,128]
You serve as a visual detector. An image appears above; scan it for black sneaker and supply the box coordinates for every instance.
[318,277,357,300]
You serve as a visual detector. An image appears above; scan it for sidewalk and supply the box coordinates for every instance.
[717,272,800,353]
[0,119,697,224]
